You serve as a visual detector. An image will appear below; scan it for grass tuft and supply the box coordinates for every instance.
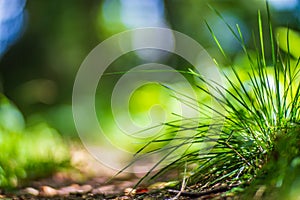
[127,4,300,197]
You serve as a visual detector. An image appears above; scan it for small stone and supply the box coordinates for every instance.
[77,184,92,194]
[57,189,70,196]
[24,187,39,196]
[93,185,115,195]
[41,186,58,197]
[91,188,102,195]
[58,184,80,195]
[124,187,136,196]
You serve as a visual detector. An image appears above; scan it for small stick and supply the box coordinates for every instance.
[168,183,241,198]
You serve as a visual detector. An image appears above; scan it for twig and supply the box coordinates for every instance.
[171,162,188,199]
[168,183,241,198]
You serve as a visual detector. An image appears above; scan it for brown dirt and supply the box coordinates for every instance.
[0,146,237,200]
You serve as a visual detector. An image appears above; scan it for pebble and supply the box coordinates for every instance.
[53,184,93,196]
[124,187,136,196]
[58,184,80,195]
[24,187,39,196]
[92,185,115,194]
[40,185,58,196]
[77,184,93,194]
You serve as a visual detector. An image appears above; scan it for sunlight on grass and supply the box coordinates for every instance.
[127,5,300,198]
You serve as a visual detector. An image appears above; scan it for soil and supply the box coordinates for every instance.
[0,146,237,200]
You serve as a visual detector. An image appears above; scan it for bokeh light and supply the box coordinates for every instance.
[0,0,26,56]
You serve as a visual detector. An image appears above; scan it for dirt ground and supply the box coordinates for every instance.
[0,146,236,200]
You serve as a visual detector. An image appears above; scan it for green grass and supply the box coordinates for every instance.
[0,95,69,188]
[127,4,300,198]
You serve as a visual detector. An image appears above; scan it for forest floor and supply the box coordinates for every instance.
[0,146,238,200]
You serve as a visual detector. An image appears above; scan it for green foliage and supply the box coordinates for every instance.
[0,95,69,188]
[129,6,300,198]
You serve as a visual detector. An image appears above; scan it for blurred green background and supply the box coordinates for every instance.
[1,0,299,138]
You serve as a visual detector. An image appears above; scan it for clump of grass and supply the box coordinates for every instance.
[0,95,69,188]
[129,4,300,197]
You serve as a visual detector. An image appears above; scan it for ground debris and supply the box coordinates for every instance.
[2,183,241,200]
